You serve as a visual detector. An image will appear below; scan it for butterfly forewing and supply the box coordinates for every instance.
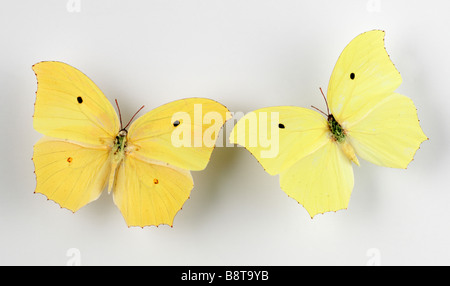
[33,61,120,146]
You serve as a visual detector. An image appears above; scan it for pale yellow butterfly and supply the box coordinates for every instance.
[230,30,428,217]
[32,61,230,227]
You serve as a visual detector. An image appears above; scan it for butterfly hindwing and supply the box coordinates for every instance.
[33,137,111,212]
[113,155,194,227]
[347,93,427,168]
[279,140,354,217]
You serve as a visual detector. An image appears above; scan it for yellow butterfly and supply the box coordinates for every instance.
[32,61,230,227]
[230,30,428,217]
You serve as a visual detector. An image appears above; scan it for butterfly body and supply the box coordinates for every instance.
[104,129,126,193]
[326,114,360,166]
[114,130,128,154]
[327,114,345,143]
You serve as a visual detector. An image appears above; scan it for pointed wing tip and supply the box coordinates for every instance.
[31,61,52,72]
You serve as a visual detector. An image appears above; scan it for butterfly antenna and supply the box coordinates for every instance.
[115,99,124,129]
[123,105,145,130]
[319,87,330,115]
[310,88,330,117]
[310,105,328,116]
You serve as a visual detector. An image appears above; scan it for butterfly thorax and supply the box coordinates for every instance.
[107,129,128,193]
[327,114,360,166]
[327,114,346,143]
[113,129,128,154]
[112,129,128,160]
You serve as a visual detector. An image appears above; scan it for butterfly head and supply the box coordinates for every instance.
[118,129,128,137]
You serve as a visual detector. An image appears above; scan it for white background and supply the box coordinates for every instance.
[0,0,448,265]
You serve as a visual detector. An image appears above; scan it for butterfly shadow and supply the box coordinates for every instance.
[179,144,241,229]
[347,162,382,220]
[76,191,123,229]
